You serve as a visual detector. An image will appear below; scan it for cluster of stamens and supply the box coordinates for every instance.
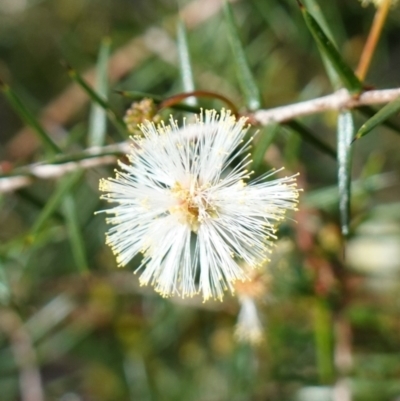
[169,181,213,232]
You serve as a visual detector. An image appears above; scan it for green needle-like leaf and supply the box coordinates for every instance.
[224,1,261,111]
[298,1,363,94]
[62,195,89,274]
[30,170,83,238]
[177,21,197,106]
[0,80,61,155]
[354,96,400,141]
[285,120,337,159]
[357,105,400,135]
[17,189,64,221]
[303,0,341,90]
[117,90,201,113]
[252,124,279,169]
[337,111,354,236]
[88,38,111,147]
[65,63,127,137]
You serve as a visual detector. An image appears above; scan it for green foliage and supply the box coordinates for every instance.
[299,0,364,93]
[1,1,400,400]
[0,81,61,155]
[88,38,111,147]
[223,1,261,110]
[177,21,197,105]
[355,96,400,140]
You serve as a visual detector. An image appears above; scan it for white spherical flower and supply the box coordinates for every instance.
[98,109,299,301]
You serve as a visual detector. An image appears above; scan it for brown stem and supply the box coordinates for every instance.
[356,0,391,81]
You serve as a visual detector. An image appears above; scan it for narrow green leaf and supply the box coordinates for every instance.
[304,0,346,45]
[285,120,337,159]
[65,63,126,137]
[223,1,261,110]
[17,188,64,221]
[337,111,354,236]
[354,96,400,141]
[30,170,83,237]
[303,0,341,90]
[117,90,201,113]
[303,0,338,44]
[0,79,61,155]
[177,21,197,106]
[88,38,111,147]
[252,124,279,169]
[357,105,400,135]
[62,194,89,273]
[298,1,363,94]
[284,129,301,167]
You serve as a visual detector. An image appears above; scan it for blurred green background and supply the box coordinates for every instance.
[1,0,400,400]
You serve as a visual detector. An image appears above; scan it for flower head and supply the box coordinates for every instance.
[99,109,299,301]
[124,98,161,135]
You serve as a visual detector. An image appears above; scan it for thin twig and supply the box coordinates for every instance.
[356,0,391,81]
[0,142,130,193]
[251,87,400,125]
[2,87,400,193]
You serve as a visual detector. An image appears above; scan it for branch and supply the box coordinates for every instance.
[252,87,400,125]
[1,87,400,193]
[0,142,130,193]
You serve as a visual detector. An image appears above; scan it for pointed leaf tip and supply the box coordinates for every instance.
[177,20,197,106]
[355,96,400,141]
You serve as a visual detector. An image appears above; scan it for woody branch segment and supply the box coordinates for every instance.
[1,87,400,193]
[252,87,400,125]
